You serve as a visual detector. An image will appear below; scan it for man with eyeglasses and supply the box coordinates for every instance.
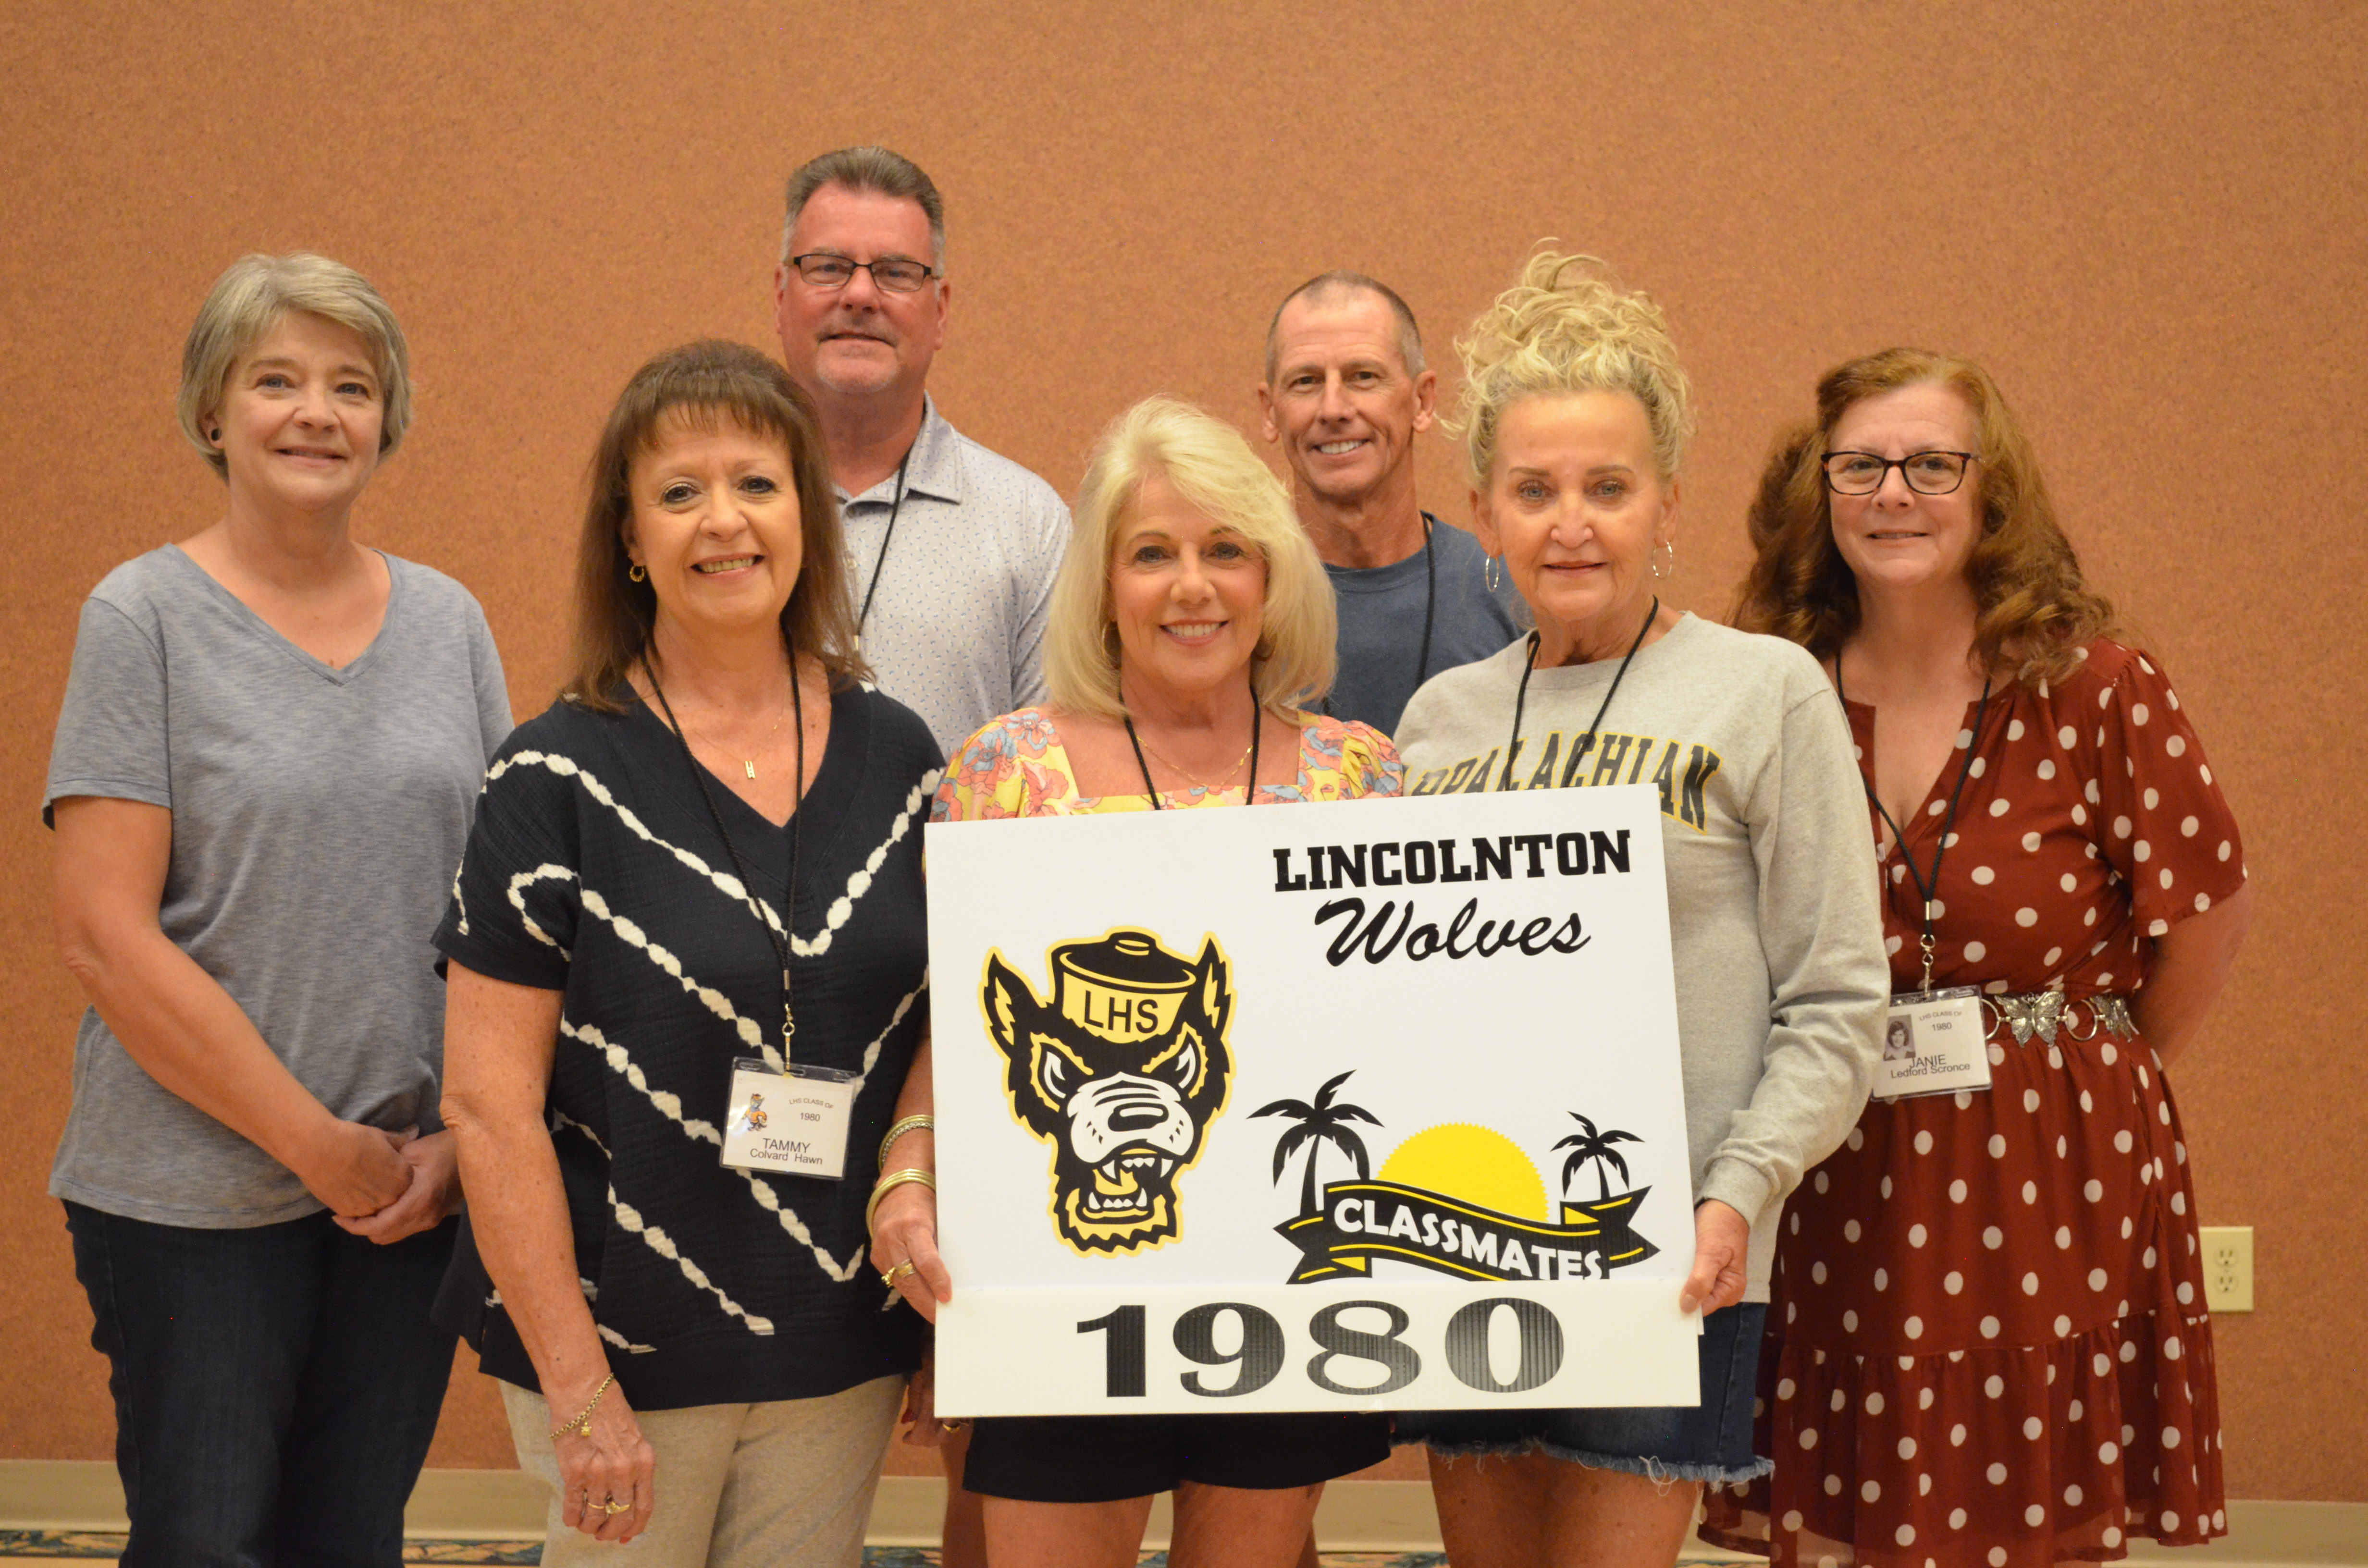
[773,145,1070,759]
[1258,270,1527,737]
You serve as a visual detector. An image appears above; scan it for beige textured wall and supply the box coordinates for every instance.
[1,2,2361,1499]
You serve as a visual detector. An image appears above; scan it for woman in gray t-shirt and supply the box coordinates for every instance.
[44,254,511,1565]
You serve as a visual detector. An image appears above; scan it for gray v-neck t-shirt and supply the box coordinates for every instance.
[44,545,513,1227]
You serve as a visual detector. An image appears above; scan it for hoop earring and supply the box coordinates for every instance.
[629,562,647,583]
[1483,554,1503,592]
[1651,538,1675,579]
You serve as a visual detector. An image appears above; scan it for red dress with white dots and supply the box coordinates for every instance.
[1702,641,2245,1567]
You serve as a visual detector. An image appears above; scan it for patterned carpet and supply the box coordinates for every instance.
[0,1540,1488,1566]
[0,1531,1749,1564]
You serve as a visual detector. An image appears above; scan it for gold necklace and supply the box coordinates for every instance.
[1134,733,1255,792]
[677,680,795,780]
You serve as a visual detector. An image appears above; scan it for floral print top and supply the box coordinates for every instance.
[931,707,1404,819]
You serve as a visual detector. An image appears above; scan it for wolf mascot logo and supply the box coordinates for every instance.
[981,929,1235,1256]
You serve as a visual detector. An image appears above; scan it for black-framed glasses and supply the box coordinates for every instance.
[788,253,937,294]
[1821,450,1978,496]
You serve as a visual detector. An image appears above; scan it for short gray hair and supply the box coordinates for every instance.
[1264,270,1425,383]
[177,253,412,478]
[780,146,946,268]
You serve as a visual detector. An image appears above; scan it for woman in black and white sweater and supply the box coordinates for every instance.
[437,342,939,1566]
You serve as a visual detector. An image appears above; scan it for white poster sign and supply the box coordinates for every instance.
[926,784,1701,1417]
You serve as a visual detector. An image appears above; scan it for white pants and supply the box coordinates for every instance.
[502,1375,903,1568]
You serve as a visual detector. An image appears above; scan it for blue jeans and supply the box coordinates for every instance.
[64,1202,458,1568]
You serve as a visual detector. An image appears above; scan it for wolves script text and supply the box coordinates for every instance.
[1312,895,1590,967]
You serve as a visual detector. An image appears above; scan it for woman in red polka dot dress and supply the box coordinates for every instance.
[1702,348,2253,1568]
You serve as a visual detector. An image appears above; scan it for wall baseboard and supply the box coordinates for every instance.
[0,1461,2357,1564]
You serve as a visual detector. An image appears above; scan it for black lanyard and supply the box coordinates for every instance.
[1498,597,1659,791]
[645,657,807,1054]
[1321,514,1435,720]
[1122,667,1264,811]
[1832,657,1992,995]
[854,450,913,648]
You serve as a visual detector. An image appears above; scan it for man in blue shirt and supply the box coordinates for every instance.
[1258,271,1527,738]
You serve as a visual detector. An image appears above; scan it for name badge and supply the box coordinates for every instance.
[1871,986,1993,1101]
[721,1058,856,1180]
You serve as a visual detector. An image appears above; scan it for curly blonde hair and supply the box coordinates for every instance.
[1730,347,2114,688]
[1446,249,1694,483]
[1045,397,1335,720]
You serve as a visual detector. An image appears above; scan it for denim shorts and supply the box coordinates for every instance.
[1394,1302,1770,1485]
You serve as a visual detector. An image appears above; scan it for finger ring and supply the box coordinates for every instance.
[601,1497,630,1515]
[881,1260,917,1288]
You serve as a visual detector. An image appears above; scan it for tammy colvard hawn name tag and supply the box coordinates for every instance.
[1270,829,1634,967]
[721,1057,857,1179]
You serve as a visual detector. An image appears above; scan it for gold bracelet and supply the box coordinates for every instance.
[866,1168,937,1236]
[877,1115,936,1170]
[548,1372,615,1440]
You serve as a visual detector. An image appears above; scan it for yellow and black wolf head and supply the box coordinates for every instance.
[981,930,1234,1256]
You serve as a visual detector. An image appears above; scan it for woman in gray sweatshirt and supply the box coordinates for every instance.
[1389,251,1888,1568]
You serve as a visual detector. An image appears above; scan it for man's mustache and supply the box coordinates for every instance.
[819,316,895,345]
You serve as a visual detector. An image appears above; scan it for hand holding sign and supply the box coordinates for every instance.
[870,1178,951,1323]
[1679,1200,1749,1316]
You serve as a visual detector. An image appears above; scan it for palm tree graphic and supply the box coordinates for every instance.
[1252,1070,1381,1216]
[1554,1113,1642,1202]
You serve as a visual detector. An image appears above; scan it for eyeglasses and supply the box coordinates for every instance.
[788,253,937,294]
[1821,450,1978,496]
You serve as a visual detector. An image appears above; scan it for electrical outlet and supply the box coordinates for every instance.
[2200,1225,2253,1312]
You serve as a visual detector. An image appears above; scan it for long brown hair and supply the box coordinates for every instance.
[1730,347,2113,687]
[565,341,865,710]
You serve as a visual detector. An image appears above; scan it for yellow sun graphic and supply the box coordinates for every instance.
[1376,1124,1548,1220]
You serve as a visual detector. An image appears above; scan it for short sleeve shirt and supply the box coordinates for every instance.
[839,399,1072,757]
[431,686,939,1409]
[1847,640,2247,998]
[44,546,512,1227]
[1322,516,1529,737]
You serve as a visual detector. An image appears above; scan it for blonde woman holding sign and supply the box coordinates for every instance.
[1386,253,1889,1568]
[873,396,1398,1568]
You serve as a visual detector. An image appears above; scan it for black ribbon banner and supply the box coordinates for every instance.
[1277,1179,1658,1284]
